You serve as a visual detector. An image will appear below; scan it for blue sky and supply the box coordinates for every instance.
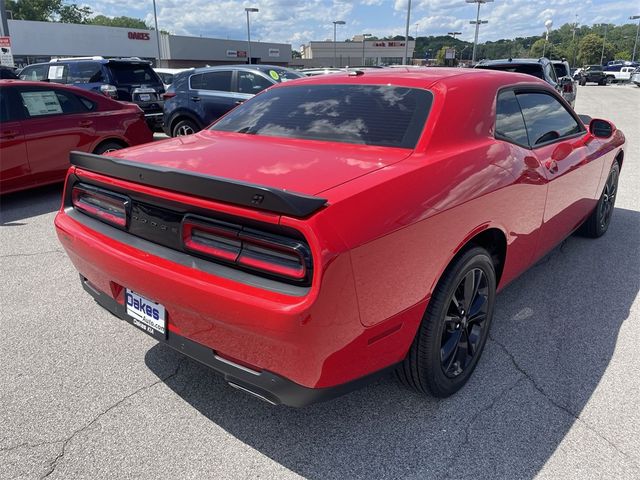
[87,1,638,48]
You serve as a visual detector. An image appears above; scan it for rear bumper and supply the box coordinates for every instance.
[80,274,395,407]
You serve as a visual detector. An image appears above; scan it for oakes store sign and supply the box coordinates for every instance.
[128,31,151,40]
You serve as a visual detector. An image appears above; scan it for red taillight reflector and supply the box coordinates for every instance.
[162,92,176,99]
[563,83,573,93]
[182,215,311,284]
[72,184,129,228]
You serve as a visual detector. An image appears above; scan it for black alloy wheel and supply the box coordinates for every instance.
[579,162,620,238]
[397,246,496,398]
[172,118,199,137]
[441,268,490,378]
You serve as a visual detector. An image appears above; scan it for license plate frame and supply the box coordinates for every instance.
[125,289,166,339]
[139,94,151,101]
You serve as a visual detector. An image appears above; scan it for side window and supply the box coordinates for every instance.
[69,62,104,83]
[47,64,69,84]
[199,71,232,91]
[0,89,10,121]
[516,92,582,146]
[545,63,557,83]
[19,64,47,81]
[19,88,89,117]
[237,71,273,94]
[495,90,529,147]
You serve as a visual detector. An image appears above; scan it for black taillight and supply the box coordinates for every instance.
[182,215,311,284]
[72,184,129,229]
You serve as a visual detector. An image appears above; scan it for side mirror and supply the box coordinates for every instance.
[589,119,614,139]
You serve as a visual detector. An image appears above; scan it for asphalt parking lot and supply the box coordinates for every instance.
[1,84,639,480]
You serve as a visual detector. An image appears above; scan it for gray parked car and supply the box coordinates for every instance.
[551,60,577,108]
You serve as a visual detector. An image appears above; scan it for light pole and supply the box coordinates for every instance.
[152,0,161,66]
[466,0,493,65]
[333,20,345,67]
[571,15,579,68]
[600,23,607,65]
[361,33,372,65]
[631,15,640,62]
[448,31,462,40]
[542,19,553,58]
[245,7,259,65]
[403,0,412,65]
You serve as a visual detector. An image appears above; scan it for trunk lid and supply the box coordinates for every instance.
[108,130,413,196]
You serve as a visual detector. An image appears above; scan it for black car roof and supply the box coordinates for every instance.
[477,58,548,66]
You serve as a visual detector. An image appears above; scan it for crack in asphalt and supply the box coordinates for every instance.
[0,250,65,259]
[38,359,186,479]
[489,335,640,471]
[440,376,526,480]
[0,440,63,454]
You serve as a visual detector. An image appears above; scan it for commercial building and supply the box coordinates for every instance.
[7,20,292,68]
[299,38,416,67]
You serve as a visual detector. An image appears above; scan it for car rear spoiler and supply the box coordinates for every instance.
[70,151,328,218]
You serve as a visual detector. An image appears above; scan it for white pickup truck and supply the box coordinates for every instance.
[605,66,635,83]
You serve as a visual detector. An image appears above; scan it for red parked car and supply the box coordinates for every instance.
[55,69,625,406]
[0,80,152,194]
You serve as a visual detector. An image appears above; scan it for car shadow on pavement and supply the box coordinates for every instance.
[0,184,63,226]
[145,207,640,479]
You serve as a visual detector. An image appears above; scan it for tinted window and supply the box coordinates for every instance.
[553,63,569,78]
[0,89,11,121]
[495,90,529,146]
[19,89,91,117]
[544,63,557,82]
[516,92,582,146]
[157,72,173,84]
[109,63,159,84]
[19,64,47,81]
[191,71,233,91]
[237,71,273,94]
[69,62,105,83]
[211,84,433,148]
[476,63,545,80]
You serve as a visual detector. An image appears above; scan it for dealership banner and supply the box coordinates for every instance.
[226,50,247,58]
[0,36,14,67]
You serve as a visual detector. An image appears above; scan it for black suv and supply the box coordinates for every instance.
[577,65,609,86]
[19,57,165,130]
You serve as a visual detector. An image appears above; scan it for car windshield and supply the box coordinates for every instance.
[210,84,433,148]
[476,63,545,80]
[257,67,304,82]
[109,63,160,84]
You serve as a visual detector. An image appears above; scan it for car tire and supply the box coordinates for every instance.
[396,246,497,398]
[172,118,200,137]
[578,162,620,238]
[93,142,125,155]
[579,78,586,86]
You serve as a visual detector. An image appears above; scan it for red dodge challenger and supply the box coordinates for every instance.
[55,69,625,406]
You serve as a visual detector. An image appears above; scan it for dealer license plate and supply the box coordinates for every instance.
[125,289,166,338]
[139,94,151,101]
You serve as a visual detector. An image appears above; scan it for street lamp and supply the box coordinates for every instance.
[245,7,259,65]
[600,23,608,65]
[571,15,579,68]
[466,0,494,64]
[631,15,640,62]
[542,19,553,58]
[403,0,412,65]
[448,31,462,39]
[361,33,372,65]
[333,20,345,67]
[152,0,161,66]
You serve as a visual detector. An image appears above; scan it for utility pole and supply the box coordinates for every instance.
[467,0,493,64]
[403,0,412,65]
[0,0,10,37]
[600,24,607,65]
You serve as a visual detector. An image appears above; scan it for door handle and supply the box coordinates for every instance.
[78,120,93,127]
[191,96,201,102]
[0,130,19,140]
[545,160,559,174]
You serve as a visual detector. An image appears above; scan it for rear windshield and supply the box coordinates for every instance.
[476,63,545,80]
[552,63,569,78]
[109,63,161,85]
[210,84,432,148]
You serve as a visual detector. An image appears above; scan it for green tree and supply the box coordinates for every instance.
[530,38,546,57]
[57,4,91,23]
[578,33,615,65]
[613,50,631,61]
[6,0,62,21]
[87,15,149,29]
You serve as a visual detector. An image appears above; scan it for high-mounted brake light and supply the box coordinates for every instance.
[72,184,129,228]
[182,215,311,284]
